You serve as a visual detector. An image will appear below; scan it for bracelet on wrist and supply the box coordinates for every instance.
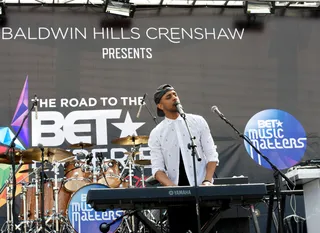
[202,179,212,184]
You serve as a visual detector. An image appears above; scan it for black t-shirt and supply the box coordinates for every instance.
[178,150,190,186]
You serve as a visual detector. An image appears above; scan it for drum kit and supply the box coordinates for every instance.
[0,135,166,233]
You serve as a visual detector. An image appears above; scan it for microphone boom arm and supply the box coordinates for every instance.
[211,106,294,233]
[4,97,37,233]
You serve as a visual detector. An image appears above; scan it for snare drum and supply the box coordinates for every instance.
[64,160,92,192]
[98,159,123,188]
[20,180,71,220]
[67,183,124,233]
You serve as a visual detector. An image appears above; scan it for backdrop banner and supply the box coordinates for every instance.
[0,6,319,231]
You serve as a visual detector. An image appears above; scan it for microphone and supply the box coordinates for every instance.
[211,106,225,118]
[174,101,186,118]
[136,93,147,118]
[34,95,38,120]
[86,153,93,165]
[99,222,110,233]
[96,152,104,162]
[38,143,44,151]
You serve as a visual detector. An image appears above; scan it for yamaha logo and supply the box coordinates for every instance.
[168,190,191,196]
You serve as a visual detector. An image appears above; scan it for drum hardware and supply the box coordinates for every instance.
[96,153,125,188]
[96,153,110,187]
[35,165,42,233]
[17,182,32,233]
[1,98,38,233]
[120,148,138,188]
[0,163,24,233]
[19,166,51,173]
[123,151,140,156]
[64,156,93,192]
[133,159,151,166]
[133,164,148,188]
[111,135,149,189]
[47,161,61,232]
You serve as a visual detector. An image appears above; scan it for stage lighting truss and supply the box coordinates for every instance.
[103,0,136,17]
[0,0,6,16]
[244,1,275,15]
[2,0,320,11]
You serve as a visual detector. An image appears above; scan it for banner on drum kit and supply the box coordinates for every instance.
[67,184,124,233]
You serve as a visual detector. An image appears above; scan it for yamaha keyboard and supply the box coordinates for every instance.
[87,183,267,211]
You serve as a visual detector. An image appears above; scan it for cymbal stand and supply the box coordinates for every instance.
[46,161,60,232]
[6,173,14,233]
[96,153,109,185]
[15,182,28,233]
[136,165,146,188]
[34,169,41,233]
[2,163,23,233]
[119,149,137,188]
[119,147,138,231]
[92,153,100,184]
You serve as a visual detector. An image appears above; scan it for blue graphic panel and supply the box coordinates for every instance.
[67,183,124,233]
[244,109,307,170]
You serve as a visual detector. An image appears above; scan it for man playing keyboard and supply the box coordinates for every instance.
[149,84,219,233]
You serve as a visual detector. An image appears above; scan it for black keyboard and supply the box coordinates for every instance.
[87,183,267,211]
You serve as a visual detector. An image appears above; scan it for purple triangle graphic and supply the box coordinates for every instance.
[11,76,29,147]
[12,103,28,123]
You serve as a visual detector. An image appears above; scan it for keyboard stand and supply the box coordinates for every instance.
[134,211,162,233]
[201,207,222,233]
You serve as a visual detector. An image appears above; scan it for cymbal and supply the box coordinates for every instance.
[70,142,94,149]
[20,148,74,163]
[0,144,23,155]
[0,149,39,164]
[123,151,140,156]
[0,155,26,164]
[134,159,151,166]
[111,136,149,146]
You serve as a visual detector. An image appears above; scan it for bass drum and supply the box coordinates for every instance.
[67,183,124,233]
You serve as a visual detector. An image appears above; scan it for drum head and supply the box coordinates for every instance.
[67,183,124,233]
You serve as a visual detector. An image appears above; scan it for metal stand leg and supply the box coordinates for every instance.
[250,205,261,233]
[119,153,136,188]
[34,172,40,232]
[6,179,13,233]
[128,156,134,188]
[22,184,28,233]
[53,162,60,232]
[140,166,145,188]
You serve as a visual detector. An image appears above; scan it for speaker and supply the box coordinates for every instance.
[208,206,251,233]
[212,218,250,233]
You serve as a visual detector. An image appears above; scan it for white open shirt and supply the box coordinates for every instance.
[149,114,219,186]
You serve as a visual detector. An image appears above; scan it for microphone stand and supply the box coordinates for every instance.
[145,104,158,125]
[4,99,37,233]
[145,94,159,125]
[39,145,46,233]
[181,114,202,233]
[99,210,137,233]
[96,152,110,186]
[213,111,295,233]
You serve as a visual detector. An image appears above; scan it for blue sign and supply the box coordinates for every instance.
[67,183,124,233]
[244,109,307,170]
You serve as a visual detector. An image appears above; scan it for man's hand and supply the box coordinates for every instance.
[155,170,176,186]
[201,181,214,186]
